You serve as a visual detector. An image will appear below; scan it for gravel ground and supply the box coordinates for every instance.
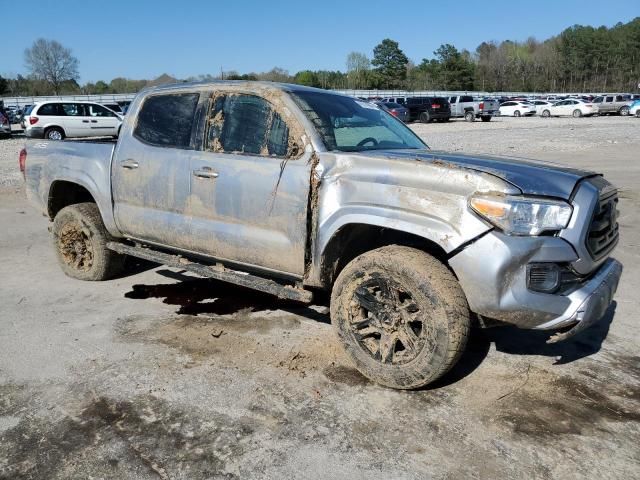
[0,115,639,479]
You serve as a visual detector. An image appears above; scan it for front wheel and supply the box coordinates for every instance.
[573,109,583,118]
[464,111,475,122]
[481,115,491,122]
[330,246,470,389]
[52,203,125,281]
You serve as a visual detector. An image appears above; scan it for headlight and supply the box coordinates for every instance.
[469,194,573,235]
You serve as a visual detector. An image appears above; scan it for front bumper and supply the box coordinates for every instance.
[449,231,622,341]
[542,258,622,343]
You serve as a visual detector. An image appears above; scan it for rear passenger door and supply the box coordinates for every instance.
[112,92,200,250]
[603,96,615,113]
[188,91,312,276]
[449,96,459,115]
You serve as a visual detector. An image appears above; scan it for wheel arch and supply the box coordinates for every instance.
[311,220,458,289]
[43,124,66,137]
[47,178,120,237]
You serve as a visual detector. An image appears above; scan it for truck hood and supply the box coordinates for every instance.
[365,149,598,199]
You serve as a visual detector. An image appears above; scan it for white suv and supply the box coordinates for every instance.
[25,101,123,140]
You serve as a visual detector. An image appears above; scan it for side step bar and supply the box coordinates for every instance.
[106,242,313,304]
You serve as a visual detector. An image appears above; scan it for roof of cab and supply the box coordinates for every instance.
[140,80,350,97]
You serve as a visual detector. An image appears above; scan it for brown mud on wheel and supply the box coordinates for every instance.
[348,272,433,365]
[57,221,94,271]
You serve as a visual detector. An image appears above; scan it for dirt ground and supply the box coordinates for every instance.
[0,116,639,479]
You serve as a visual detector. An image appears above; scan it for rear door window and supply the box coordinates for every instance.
[461,96,474,103]
[605,96,614,102]
[134,93,199,148]
[206,94,296,158]
[61,103,85,116]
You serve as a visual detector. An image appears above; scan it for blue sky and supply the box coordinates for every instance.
[3,0,638,82]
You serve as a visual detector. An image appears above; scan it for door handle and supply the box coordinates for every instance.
[82,120,89,123]
[120,159,139,169]
[91,120,98,123]
[193,167,219,179]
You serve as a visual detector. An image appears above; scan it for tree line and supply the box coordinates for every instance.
[1,17,638,97]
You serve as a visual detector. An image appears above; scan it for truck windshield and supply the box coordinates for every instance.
[291,91,427,152]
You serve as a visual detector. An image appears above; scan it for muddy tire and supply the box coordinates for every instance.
[330,245,470,389]
[52,203,125,281]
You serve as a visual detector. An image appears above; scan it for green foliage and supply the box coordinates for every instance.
[371,39,409,88]
[294,70,319,87]
[0,75,7,95]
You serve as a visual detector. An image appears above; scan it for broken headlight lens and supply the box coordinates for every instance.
[469,194,573,235]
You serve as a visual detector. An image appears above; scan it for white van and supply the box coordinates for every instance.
[24,101,123,140]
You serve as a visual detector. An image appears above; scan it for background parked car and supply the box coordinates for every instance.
[593,94,632,115]
[0,111,11,138]
[405,96,451,122]
[530,100,555,115]
[25,101,123,140]
[373,101,409,122]
[448,95,499,122]
[380,96,407,105]
[540,99,598,117]
[498,101,536,117]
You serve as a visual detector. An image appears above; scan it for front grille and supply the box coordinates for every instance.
[586,189,619,259]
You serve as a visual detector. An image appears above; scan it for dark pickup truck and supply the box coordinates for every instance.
[405,96,451,123]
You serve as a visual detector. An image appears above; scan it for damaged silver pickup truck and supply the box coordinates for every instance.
[22,81,622,389]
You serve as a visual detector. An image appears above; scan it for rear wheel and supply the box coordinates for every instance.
[573,109,583,118]
[464,111,475,122]
[52,203,125,281]
[620,106,630,116]
[45,127,64,140]
[330,245,470,389]
[420,112,431,123]
[636,110,640,118]
[514,110,521,117]
[481,115,491,122]
[541,109,551,118]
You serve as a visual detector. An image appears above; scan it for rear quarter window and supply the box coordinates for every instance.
[134,93,199,148]
[37,103,62,116]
